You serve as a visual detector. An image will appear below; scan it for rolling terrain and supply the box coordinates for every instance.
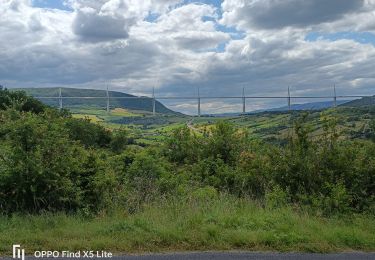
[341,95,375,107]
[16,87,177,114]
[68,105,374,146]
[14,88,375,145]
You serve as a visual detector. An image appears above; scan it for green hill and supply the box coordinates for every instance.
[15,87,177,114]
[341,96,375,107]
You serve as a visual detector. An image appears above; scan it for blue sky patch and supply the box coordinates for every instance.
[216,42,226,52]
[216,24,245,40]
[184,0,222,8]
[202,16,245,40]
[305,31,375,46]
[145,12,160,23]
[32,0,72,11]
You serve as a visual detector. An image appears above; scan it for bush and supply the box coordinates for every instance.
[123,152,171,212]
[235,149,272,198]
[207,121,243,164]
[110,129,130,153]
[191,157,236,192]
[265,184,289,209]
[0,89,46,113]
[166,126,202,164]
[269,114,375,214]
[163,118,375,214]
[191,186,218,201]
[65,118,112,148]
[0,111,83,212]
[0,110,115,214]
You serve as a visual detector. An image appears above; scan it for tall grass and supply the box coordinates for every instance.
[0,195,374,255]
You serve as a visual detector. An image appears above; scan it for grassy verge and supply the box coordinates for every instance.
[0,196,374,255]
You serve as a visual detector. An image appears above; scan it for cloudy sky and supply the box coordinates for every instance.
[1,0,375,113]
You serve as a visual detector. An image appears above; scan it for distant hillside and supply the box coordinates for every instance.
[259,100,350,112]
[206,100,350,117]
[14,88,177,114]
[341,96,375,107]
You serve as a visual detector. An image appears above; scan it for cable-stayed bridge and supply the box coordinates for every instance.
[34,86,374,116]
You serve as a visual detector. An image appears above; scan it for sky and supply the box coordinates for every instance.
[1,0,375,114]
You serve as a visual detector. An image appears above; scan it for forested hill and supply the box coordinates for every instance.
[341,95,375,107]
[15,87,177,114]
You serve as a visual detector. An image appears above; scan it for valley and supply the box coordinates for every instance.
[16,88,375,146]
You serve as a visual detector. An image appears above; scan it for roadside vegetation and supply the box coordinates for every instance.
[0,89,374,254]
[1,197,374,254]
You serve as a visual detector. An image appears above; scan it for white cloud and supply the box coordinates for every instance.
[0,0,374,113]
[71,0,145,41]
[134,3,230,51]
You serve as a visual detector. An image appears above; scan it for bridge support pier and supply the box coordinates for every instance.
[242,87,246,114]
[106,84,110,114]
[198,87,201,117]
[59,88,63,111]
[152,87,156,116]
[333,84,337,108]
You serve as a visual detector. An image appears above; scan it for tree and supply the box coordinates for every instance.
[207,121,237,164]
[166,126,201,164]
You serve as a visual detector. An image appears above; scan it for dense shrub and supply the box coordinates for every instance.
[165,126,201,164]
[206,121,239,164]
[268,116,375,214]
[121,152,179,212]
[0,89,46,113]
[165,116,375,214]
[0,110,117,214]
[0,110,84,212]
[110,129,131,153]
[65,118,112,148]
